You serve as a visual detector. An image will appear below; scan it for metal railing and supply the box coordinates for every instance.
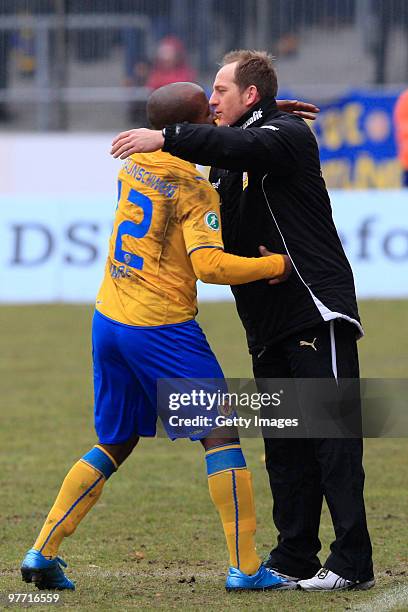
[0,13,152,130]
[1,2,407,131]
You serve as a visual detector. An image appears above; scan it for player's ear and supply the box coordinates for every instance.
[245,85,259,107]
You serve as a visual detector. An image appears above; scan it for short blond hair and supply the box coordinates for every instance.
[222,50,278,99]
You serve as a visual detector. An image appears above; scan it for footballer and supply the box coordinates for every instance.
[21,82,293,593]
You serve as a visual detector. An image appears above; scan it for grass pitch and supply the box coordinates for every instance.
[0,301,407,611]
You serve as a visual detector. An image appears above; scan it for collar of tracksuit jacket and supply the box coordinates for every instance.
[230,97,278,130]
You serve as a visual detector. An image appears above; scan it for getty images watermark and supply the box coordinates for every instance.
[167,388,299,430]
[157,378,408,439]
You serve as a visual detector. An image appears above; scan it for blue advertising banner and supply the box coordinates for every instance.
[311,91,402,189]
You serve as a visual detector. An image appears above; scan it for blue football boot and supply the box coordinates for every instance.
[226,564,297,591]
[21,549,75,590]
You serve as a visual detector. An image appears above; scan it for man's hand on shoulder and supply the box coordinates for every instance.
[276,99,320,121]
[111,128,164,159]
[259,245,292,285]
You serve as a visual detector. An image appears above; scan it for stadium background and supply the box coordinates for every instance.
[1,2,407,610]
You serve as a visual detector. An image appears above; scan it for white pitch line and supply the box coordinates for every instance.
[354,583,408,612]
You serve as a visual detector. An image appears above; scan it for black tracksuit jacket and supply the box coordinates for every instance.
[163,97,362,354]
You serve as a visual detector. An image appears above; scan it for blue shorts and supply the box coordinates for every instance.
[92,310,226,444]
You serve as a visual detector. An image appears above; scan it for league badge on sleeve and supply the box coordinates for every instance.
[205,211,220,231]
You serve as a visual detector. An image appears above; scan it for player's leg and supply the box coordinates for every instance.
[201,432,295,590]
[253,344,323,581]
[21,311,143,590]
[293,320,374,590]
[262,437,323,579]
[130,319,296,591]
[28,436,140,557]
[171,320,294,589]
[99,436,140,466]
[201,432,259,575]
[201,433,260,575]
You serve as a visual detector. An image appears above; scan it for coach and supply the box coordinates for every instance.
[110,50,374,592]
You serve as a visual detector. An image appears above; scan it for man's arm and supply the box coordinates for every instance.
[110,99,319,163]
[162,122,302,173]
[111,120,302,174]
[190,246,291,286]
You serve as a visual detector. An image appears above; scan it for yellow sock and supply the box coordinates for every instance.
[206,444,260,575]
[33,445,117,558]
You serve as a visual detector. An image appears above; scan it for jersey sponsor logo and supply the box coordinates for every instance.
[205,211,220,231]
[261,125,279,131]
[299,338,317,351]
[242,109,263,129]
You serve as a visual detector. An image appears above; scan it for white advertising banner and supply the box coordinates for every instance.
[0,135,407,303]
[331,190,408,299]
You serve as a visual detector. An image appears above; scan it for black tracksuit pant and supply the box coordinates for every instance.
[252,319,374,582]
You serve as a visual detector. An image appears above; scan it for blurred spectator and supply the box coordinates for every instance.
[121,0,172,87]
[372,0,392,84]
[69,0,114,62]
[13,0,65,79]
[15,28,36,79]
[123,27,150,87]
[0,0,12,121]
[371,0,408,84]
[314,0,355,26]
[270,0,301,58]
[174,0,211,73]
[217,0,247,53]
[146,35,196,91]
[394,89,408,187]
[0,32,11,121]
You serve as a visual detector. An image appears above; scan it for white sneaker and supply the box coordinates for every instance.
[297,568,375,591]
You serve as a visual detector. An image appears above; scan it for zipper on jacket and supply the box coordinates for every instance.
[257,346,267,358]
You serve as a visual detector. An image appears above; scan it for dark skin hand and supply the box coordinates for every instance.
[276,99,320,121]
